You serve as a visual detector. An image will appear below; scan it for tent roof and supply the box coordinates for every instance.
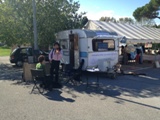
[84,20,160,43]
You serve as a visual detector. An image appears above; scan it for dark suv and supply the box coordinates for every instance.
[10,47,49,67]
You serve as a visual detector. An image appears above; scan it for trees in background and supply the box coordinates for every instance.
[118,17,134,24]
[99,16,134,24]
[99,16,158,28]
[100,0,160,27]
[0,0,88,47]
[152,24,160,28]
[99,17,117,23]
[133,0,160,22]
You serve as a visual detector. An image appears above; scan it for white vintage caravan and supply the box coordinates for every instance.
[57,29,120,72]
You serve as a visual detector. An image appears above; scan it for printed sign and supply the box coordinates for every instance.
[88,51,118,67]
[98,43,108,51]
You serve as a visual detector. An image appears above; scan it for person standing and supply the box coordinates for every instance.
[121,45,125,55]
[122,45,128,65]
[49,42,62,87]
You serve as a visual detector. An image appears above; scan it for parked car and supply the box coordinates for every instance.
[10,47,49,67]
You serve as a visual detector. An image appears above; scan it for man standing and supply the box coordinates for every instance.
[49,42,62,87]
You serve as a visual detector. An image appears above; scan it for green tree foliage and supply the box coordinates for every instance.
[99,16,134,24]
[81,16,88,26]
[0,0,87,47]
[99,17,117,23]
[133,0,160,21]
[136,17,156,27]
[0,1,20,46]
[118,17,134,24]
[152,24,160,28]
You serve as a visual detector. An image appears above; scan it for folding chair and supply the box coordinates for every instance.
[30,69,45,94]
[72,59,85,82]
[61,59,85,85]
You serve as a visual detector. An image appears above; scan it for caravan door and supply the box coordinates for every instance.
[74,34,79,69]
[69,34,79,69]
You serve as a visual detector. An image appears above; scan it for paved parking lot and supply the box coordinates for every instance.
[0,56,160,120]
[0,56,10,64]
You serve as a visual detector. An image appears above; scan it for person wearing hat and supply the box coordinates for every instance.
[49,42,62,88]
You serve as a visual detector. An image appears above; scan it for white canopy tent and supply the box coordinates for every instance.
[84,20,160,43]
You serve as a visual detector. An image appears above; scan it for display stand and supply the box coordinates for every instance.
[23,62,51,81]
[23,62,36,81]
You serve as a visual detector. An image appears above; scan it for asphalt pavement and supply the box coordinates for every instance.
[0,56,160,120]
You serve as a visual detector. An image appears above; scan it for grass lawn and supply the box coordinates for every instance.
[0,46,11,56]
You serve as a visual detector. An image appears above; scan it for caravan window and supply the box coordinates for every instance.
[60,40,68,49]
[92,39,115,51]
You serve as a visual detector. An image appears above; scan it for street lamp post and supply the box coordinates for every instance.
[32,0,38,50]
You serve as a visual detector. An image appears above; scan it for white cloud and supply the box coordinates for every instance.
[84,10,133,20]
[86,10,115,20]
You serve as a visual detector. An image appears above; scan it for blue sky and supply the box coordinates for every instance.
[78,0,160,24]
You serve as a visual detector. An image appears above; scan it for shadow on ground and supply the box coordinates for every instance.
[1,63,160,101]
[0,63,23,81]
[43,90,75,103]
[60,67,160,99]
